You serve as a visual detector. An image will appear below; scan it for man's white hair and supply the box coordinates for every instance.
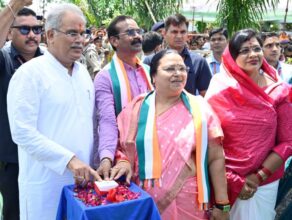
[45,3,86,32]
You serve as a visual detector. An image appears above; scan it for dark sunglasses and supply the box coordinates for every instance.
[11,25,43,35]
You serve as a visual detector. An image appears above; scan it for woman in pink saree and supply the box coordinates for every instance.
[205,29,292,220]
[110,49,229,220]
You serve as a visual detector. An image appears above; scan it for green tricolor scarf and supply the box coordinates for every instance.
[136,90,210,210]
[109,53,153,116]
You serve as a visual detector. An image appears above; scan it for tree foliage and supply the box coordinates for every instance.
[215,0,280,36]
[0,0,4,8]
[68,0,182,30]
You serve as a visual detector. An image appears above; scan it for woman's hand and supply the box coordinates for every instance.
[110,161,132,184]
[238,174,258,200]
[210,207,230,220]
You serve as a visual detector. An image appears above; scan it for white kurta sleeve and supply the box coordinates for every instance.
[7,66,75,175]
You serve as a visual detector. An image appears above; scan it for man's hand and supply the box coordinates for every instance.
[10,0,33,7]
[96,158,112,181]
[67,156,100,185]
[110,161,132,184]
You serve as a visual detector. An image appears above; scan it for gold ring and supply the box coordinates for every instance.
[74,175,84,180]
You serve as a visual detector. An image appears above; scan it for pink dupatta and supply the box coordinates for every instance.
[206,47,292,205]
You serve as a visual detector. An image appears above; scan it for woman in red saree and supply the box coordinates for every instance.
[110,49,229,220]
[205,29,292,220]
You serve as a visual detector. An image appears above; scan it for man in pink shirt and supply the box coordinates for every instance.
[94,15,152,180]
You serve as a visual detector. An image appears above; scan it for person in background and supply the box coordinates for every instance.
[151,21,165,35]
[111,49,230,220]
[82,32,102,79]
[142,31,163,58]
[144,14,212,96]
[260,32,292,84]
[94,15,153,180]
[275,159,292,220]
[206,29,292,220]
[279,31,289,42]
[196,35,205,50]
[7,4,99,219]
[189,38,199,50]
[206,28,228,76]
[93,31,108,68]
[90,26,97,39]
[0,1,43,219]
[284,44,292,59]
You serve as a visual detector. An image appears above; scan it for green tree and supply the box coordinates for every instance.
[216,0,280,36]
[68,0,182,29]
[0,0,4,8]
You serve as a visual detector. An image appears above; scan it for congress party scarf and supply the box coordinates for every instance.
[109,53,153,116]
[136,90,210,209]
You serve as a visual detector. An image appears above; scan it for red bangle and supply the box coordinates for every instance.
[256,172,264,183]
[261,167,272,176]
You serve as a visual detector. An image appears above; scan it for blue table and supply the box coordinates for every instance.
[56,183,161,220]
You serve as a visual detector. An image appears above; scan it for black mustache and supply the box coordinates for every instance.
[71,45,83,49]
[25,39,38,44]
[131,39,142,45]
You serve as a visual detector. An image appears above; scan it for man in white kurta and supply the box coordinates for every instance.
[7,4,98,220]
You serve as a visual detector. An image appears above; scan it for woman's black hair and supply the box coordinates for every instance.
[149,49,179,84]
[229,29,262,60]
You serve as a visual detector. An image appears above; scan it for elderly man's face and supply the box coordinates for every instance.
[47,11,86,67]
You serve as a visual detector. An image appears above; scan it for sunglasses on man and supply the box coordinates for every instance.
[11,25,43,35]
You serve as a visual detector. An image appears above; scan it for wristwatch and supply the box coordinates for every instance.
[214,204,231,212]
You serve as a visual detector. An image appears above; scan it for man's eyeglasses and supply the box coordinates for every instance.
[53,28,87,39]
[116,28,144,37]
[11,25,43,35]
[162,65,190,74]
[239,46,262,55]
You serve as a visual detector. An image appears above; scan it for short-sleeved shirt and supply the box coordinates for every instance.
[206,53,221,76]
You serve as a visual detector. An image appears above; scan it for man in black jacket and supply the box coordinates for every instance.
[144,14,212,96]
[0,1,43,219]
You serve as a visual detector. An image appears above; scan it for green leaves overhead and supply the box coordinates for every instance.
[67,0,182,29]
[216,0,280,36]
[0,0,4,8]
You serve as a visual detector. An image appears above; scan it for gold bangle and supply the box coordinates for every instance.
[7,3,16,19]
[117,159,130,164]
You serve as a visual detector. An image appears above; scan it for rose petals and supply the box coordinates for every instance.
[74,182,140,206]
